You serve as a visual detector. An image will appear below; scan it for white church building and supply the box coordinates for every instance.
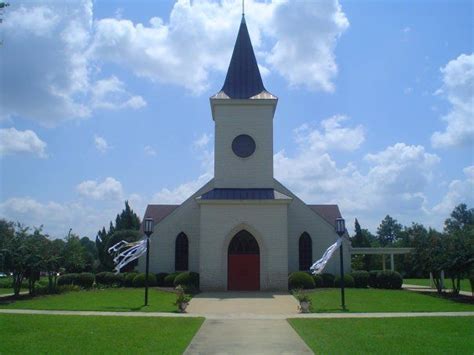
[140,16,349,291]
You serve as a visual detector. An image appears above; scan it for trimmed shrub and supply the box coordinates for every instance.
[369,270,381,288]
[376,271,403,289]
[321,273,335,288]
[132,273,157,288]
[124,273,138,287]
[58,285,81,293]
[164,272,181,287]
[174,272,200,292]
[75,273,95,289]
[156,273,169,287]
[35,284,49,295]
[335,274,355,288]
[288,272,315,290]
[351,271,369,288]
[96,272,124,287]
[57,273,79,286]
[312,274,324,288]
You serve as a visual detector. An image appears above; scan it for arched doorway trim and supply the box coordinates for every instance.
[227,229,260,291]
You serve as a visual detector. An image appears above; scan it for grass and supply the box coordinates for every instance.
[0,288,178,312]
[303,288,474,313]
[405,278,472,293]
[289,317,474,354]
[0,314,203,354]
[0,288,28,295]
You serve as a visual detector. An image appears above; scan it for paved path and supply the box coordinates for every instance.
[184,319,313,355]
[1,308,473,320]
[186,292,299,315]
[403,284,472,297]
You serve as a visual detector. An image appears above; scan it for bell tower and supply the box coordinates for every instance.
[210,16,278,189]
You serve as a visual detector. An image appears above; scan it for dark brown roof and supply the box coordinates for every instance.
[308,205,342,227]
[141,204,179,230]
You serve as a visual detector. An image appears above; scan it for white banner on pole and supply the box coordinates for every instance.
[108,238,147,273]
[310,237,343,274]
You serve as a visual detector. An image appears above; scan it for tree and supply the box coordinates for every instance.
[376,215,402,247]
[96,201,141,271]
[351,219,377,271]
[442,204,474,295]
[62,233,86,273]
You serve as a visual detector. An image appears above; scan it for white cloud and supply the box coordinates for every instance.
[402,26,411,33]
[144,145,157,156]
[194,133,211,148]
[294,115,364,152]
[76,177,123,200]
[431,53,474,148]
[404,87,413,95]
[91,76,146,110]
[94,135,110,153]
[0,1,144,126]
[0,127,47,158]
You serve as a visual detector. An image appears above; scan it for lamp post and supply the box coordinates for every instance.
[143,217,154,306]
[335,217,346,311]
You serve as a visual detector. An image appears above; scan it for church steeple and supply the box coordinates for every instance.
[215,16,274,100]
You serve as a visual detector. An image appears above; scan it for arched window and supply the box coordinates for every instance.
[299,232,312,271]
[228,230,260,255]
[175,232,188,271]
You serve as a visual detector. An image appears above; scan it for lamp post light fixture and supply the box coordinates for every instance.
[335,217,346,311]
[143,217,154,307]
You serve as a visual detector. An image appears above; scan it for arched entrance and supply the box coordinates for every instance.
[228,230,260,291]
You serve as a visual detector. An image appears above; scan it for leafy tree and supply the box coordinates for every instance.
[442,204,474,295]
[376,215,402,247]
[351,219,377,270]
[62,232,86,273]
[95,201,141,271]
[43,238,64,293]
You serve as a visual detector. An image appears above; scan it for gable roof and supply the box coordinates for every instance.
[308,205,342,227]
[141,204,179,231]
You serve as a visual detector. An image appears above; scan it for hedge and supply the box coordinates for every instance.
[335,274,355,288]
[375,271,403,289]
[351,271,369,288]
[57,273,79,286]
[156,273,169,287]
[368,270,381,288]
[132,273,157,288]
[75,273,95,289]
[124,273,138,287]
[321,273,335,287]
[164,272,181,287]
[174,272,200,292]
[95,272,124,287]
[313,274,324,288]
[288,272,315,290]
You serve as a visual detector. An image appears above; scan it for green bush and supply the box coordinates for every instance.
[312,274,324,288]
[376,271,403,289]
[288,272,315,290]
[321,273,335,287]
[369,270,381,288]
[35,284,49,295]
[124,273,138,287]
[156,273,169,287]
[174,272,200,292]
[0,278,12,288]
[335,274,355,288]
[351,271,369,288]
[75,273,95,289]
[132,273,157,288]
[164,272,181,287]
[57,273,79,286]
[95,272,124,287]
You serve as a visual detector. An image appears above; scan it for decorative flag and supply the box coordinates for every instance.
[108,238,147,273]
[310,237,343,274]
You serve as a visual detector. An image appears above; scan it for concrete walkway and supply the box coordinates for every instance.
[403,284,472,297]
[184,319,313,355]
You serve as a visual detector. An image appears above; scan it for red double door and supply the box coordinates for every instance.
[227,230,260,291]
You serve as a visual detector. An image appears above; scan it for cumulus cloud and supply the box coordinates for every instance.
[0,127,47,158]
[0,1,144,126]
[431,53,474,148]
[94,135,110,153]
[144,145,157,156]
[91,76,146,110]
[76,177,123,200]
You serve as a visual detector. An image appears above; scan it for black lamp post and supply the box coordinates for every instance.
[143,217,154,306]
[335,217,346,311]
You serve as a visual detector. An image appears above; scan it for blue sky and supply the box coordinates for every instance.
[0,0,472,239]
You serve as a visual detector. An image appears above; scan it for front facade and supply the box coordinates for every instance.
[140,16,350,291]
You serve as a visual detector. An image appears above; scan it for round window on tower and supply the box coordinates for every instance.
[232,134,256,158]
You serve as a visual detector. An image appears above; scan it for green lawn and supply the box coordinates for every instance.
[289,317,474,354]
[0,288,178,312]
[304,288,474,312]
[0,288,27,295]
[405,278,472,293]
[0,314,203,354]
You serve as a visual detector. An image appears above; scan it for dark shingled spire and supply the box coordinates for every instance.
[221,16,266,99]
